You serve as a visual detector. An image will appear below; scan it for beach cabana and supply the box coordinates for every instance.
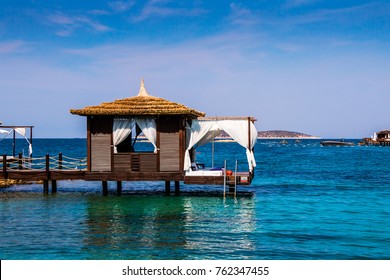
[70,80,257,191]
[376,130,390,141]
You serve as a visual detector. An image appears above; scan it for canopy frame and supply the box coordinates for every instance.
[0,126,34,157]
[184,117,257,172]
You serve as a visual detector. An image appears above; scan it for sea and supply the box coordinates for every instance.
[0,138,389,260]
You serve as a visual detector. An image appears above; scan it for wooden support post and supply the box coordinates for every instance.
[58,153,63,170]
[3,154,7,178]
[46,153,50,177]
[18,152,23,170]
[174,181,180,196]
[102,181,108,196]
[12,129,16,157]
[165,181,170,196]
[43,180,49,194]
[51,180,57,193]
[30,127,33,158]
[117,181,122,196]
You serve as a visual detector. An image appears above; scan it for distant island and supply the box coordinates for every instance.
[257,130,320,139]
[214,130,319,140]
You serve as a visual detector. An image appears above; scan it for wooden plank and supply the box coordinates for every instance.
[91,134,111,171]
[7,170,48,180]
[87,117,91,171]
[113,154,131,172]
[184,175,252,185]
[140,154,157,172]
[184,176,225,185]
[51,171,86,180]
[160,132,180,171]
[90,118,112,172]
[84,171,184,181]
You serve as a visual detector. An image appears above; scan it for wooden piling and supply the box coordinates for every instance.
[117,181,122,196]
[45,154,50,179]
[165,181,170,195]
[174,181,180,196]
[102,181,108,196]
[43,180,49,194]
[51,180,57,193]
[3,154,7,179]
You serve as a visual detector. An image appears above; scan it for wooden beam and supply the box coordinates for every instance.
[51,180,57,193]
[174,181,180,196]
[87,117,91,171]
[43,180,49,194]
[13,129,16,157]
[102,181,108,196]
[117,181,122,196]
[165,181,170,195]
[3,154,7,179]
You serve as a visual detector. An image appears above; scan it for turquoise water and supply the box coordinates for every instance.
[1,139,390,259]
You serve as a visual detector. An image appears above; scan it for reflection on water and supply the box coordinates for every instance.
[83,195,256,259]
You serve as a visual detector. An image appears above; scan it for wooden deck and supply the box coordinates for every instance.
[1,153,253,195]
[359,138,390,146]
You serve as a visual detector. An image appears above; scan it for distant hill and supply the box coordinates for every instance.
[216,130,319,139]
[257,130,319,139]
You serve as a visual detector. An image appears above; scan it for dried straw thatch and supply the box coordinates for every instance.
[70,80,205,118]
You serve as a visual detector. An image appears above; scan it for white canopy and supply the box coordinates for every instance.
[113,118,157,153]
[0,127,32,155]
[0,129,11,134]
[184,119,257,172]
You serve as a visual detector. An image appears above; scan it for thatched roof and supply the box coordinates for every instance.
[377,130,390,134]
[70,80,205,118]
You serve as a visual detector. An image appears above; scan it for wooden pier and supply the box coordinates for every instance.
[359,138,390,147]
[1,152,253,195]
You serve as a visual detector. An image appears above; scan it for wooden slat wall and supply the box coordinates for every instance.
[114,153,158,172]
[90,118,112,172]
[140,154,158,172]
[160,132,180,171]
[91,134,111,171]
[113,154,131,172]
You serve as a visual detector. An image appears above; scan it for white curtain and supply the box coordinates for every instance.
[135,118,157,152]
[184,119,257,172]
[14,128,33,156]
[0,129,11,135]
[197,129,222,147]
[15,128,26,136]
[217,120,257,171]
[113,118,135,153]
[184,120,220,171]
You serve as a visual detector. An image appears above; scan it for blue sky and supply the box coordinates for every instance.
[1,0,390,138]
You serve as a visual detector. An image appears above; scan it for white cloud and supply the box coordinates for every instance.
[134,0,206,22]
[0,40,30,54]
[284,0,320,9]
[47,12,111,36]
[229,3,260,26]
[108,1,135,12]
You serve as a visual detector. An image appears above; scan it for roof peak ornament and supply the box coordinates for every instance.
[137,78,150,97]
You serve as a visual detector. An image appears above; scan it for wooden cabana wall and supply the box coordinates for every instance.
[86,115,186,174]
